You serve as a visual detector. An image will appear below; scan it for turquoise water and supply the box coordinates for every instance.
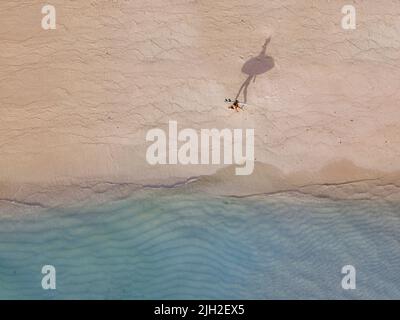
[0,191,399,299]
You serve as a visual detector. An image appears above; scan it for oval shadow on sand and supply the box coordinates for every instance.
[235,38,274,104]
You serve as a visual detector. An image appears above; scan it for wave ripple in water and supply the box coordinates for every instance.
[0,191,399,299]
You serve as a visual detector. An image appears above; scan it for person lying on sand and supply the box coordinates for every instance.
[228,99,243,112]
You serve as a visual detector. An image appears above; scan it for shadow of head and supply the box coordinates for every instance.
[241,37,274,76]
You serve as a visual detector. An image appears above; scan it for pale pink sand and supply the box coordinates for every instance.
[1,1,400,212]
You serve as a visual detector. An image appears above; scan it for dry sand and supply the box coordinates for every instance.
[1,0,400,212]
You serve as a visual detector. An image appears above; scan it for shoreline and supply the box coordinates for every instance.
[1,159,400,217]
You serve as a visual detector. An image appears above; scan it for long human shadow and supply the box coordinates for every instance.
[235,38,274,104]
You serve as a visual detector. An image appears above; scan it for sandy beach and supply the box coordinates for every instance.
[1,0,400,213]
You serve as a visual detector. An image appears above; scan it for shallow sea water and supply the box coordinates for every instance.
[0,190,399,299]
